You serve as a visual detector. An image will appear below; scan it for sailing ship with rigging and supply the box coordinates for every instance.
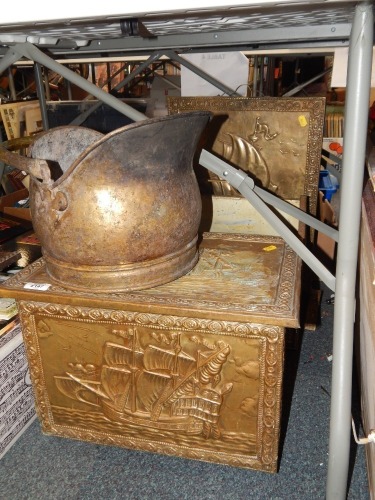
[55,328,233,437]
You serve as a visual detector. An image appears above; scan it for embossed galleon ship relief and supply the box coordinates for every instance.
[54,327,233,438]
[18,298,285,472]
[221,115,280,194]
[168,96,325,215]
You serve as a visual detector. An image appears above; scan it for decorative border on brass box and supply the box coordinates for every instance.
[3,233,301,327]
[19,300,285,473]
[168,96,325,214]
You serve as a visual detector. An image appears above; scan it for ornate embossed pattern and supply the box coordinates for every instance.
[168,96,325,214]
[18,300,285,472]
[2,234,301,327]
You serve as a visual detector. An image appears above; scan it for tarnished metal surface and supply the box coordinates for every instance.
[6,233,301,473]
[168,96,325,216]
[0,112,211,291]
[0,233,301,327]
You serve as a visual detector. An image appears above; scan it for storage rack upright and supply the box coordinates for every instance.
[0,2,373,498]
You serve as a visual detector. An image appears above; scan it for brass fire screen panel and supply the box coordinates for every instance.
[0,233,301,473]
[168,96,325,215]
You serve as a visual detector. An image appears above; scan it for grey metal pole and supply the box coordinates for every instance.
[85,63,126,98]
[90,63,96,86]
[7,67,17,101]
[259,56,264,96]
[0,47,23,74]
[66,79,72,100]
[34,63,49,131]
[326,3,373,499]
[15,43,147,122]
[164,50,241,97]
[43,67,51,101]
[158,74,181,91]
[283,68,332,97]
[254,185,339,242]
[0,126,6,182]
[265,57,275,96]
[252,55,258,97]
[106,62,111,93]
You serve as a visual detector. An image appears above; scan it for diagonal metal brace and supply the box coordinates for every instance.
[0,42,147,123]
[199,149,336,291]
[254,185,339,242]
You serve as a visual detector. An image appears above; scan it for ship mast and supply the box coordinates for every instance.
[171,333,182,390]
[128,327,140,414]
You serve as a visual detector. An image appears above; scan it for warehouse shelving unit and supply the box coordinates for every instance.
[0,2,373,498]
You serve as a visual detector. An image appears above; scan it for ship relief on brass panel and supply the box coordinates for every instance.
[18,300,284,471]
[168,96,325,215]
[52,326,237,439]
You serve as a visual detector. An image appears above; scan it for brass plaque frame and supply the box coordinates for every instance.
[20,300,284,473]
[168,96,325,214]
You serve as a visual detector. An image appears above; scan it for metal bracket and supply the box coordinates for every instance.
[352,419,375,445]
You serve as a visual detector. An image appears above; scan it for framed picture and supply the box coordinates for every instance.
[168,96,325,215]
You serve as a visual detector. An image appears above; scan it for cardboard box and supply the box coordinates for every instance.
[0,319,36,459]
[0,101,41,140]
[316,191,337,262]
[200,195,300,235]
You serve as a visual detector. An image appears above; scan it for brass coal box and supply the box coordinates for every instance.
[0,233,301,473]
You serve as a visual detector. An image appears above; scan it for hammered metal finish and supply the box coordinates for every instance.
[168,96,325,215]
[0,233,301,473]
[0,233,301,327]
[0,112,211,292]
[19,300,284,472]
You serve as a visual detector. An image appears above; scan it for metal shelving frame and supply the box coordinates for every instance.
[0,2,373,498]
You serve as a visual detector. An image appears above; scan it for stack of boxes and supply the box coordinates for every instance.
[0,319,36,459]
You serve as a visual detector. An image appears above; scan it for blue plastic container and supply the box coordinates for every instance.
[319,170,339,202]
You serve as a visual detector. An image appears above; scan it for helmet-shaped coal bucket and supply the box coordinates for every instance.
[0,112,211,292]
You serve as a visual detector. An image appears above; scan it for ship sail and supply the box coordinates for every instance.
[100,365,132,407]
[54,375,103,406]
[55,328,232,434]
[136,370,173,412]
[144,345,195,375]
[197,343,231,384]
[223,133,271,188]
[165,343,231,408]
[101,337,197,415]
[104,342,143,367]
